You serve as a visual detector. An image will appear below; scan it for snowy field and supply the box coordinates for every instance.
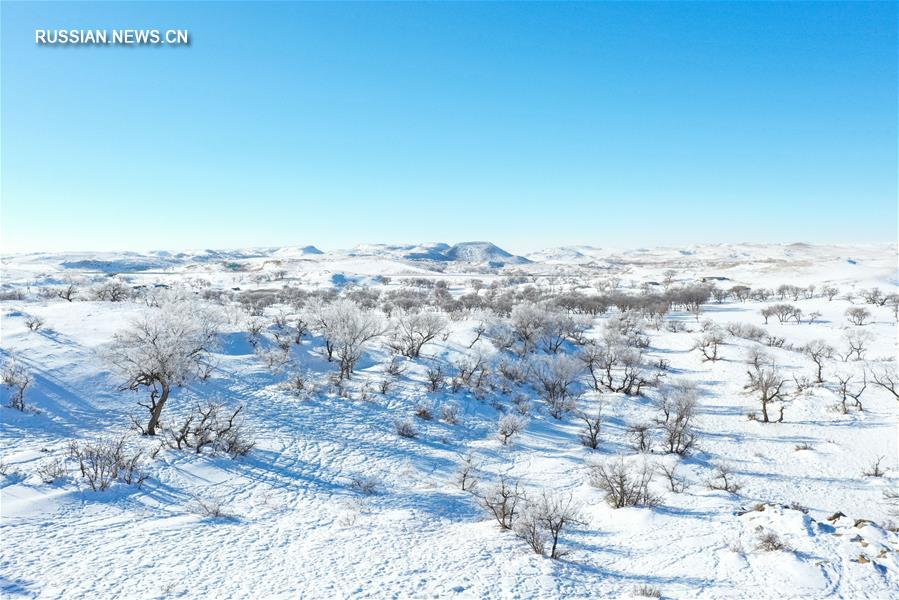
[1,241,897,599]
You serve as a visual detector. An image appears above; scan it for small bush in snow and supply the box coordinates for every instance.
[633,585,662,598]
[589,458,658,508]
[656,462,689,493]
[425,365,445,392]
[192,498,231,519]
[37,458,67,484]
[706,463,741,494]
[394,418,418,438]
[578,406,603,450]
[515,491,582,559]
[456,453,480,493]
[350,475,381,495]
[755,531,791,552]
[497,414,527,446]
[2,361,33,411]
[440,402,460,424]
[414,399,434,421]
[480,475,523,530]
[628,423,654,453]
[862,456,886,478]
[23,314,45,332]
[164,403,254,457]
[511,393,531,416]
[68,437,147,491]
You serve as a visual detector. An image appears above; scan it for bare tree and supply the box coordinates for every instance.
[745,346,771,370]
[515,491,582,559]
[529,354,583,418]
[389,310,446,358]
[706,463,740,493]
[803,339,834,383]
[656,382,698,455]
[317,300,384,380]
[510,302,547,354]
[94,279,131,302]
[694,330,725,362]
[2,361,33,411]
[589,457,658,508]
[822,285,839,301]
[834,371,866,413]
[23,314,45,332]
[480,475,523,529]
[871,365,899,401]
[845,307,871,326]
[744,366,787,423]
[106,302,219,435]
[578,404,603,450]
[843,329,872,361]
[456,453,480,492]
[497,414,527,445]
[468,320,487,349]
[56,283,78,302]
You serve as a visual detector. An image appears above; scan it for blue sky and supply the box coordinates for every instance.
[2,1,896,254]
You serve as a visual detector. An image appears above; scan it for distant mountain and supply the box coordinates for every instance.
[271,245,324,258]
[344,241,529,266]
[525,246,606,264]
[443,241,530,265]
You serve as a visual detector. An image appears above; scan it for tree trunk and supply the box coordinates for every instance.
[146,382,170,435]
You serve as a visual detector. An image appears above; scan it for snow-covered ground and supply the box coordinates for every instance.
[1,241,897,599]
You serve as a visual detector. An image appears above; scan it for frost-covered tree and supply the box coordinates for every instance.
[529,354,583,418]
[389,310,446,358]
[2,360,33,411]
[106,302,218,435]
[515,491,582,559]
[656,382,698,455]
[744,366,787,423]
[871,365,899,401]
[510,302,547,354]
[803,339,834,383]
[845,307,871,326]
[312,299,384,379]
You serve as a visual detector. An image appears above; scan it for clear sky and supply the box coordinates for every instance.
[1,1,896,254]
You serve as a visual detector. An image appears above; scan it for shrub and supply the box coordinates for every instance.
[440,402,460,424]
[578,406,603,450]
[394,418,418,438]
[350,475,381,495]
[68,437,147,491]
[192,498,231,519]
[497,414,527,445]
[456,453,480,492]
[1,360,32,411]
[24,314,45,332]
[37,458,67,484]
[756,531,791,552]
[164,403,254,457]
[862,456,886,478]
[515,491,582,559]
[480,475,523,529]
[414,399,435,421]
[706,463,741,494]
[589,458,658,508]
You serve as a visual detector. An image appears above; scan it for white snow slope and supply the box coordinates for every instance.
[1,242,897,599]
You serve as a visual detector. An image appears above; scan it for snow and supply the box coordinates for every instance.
[1,242,897,598]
